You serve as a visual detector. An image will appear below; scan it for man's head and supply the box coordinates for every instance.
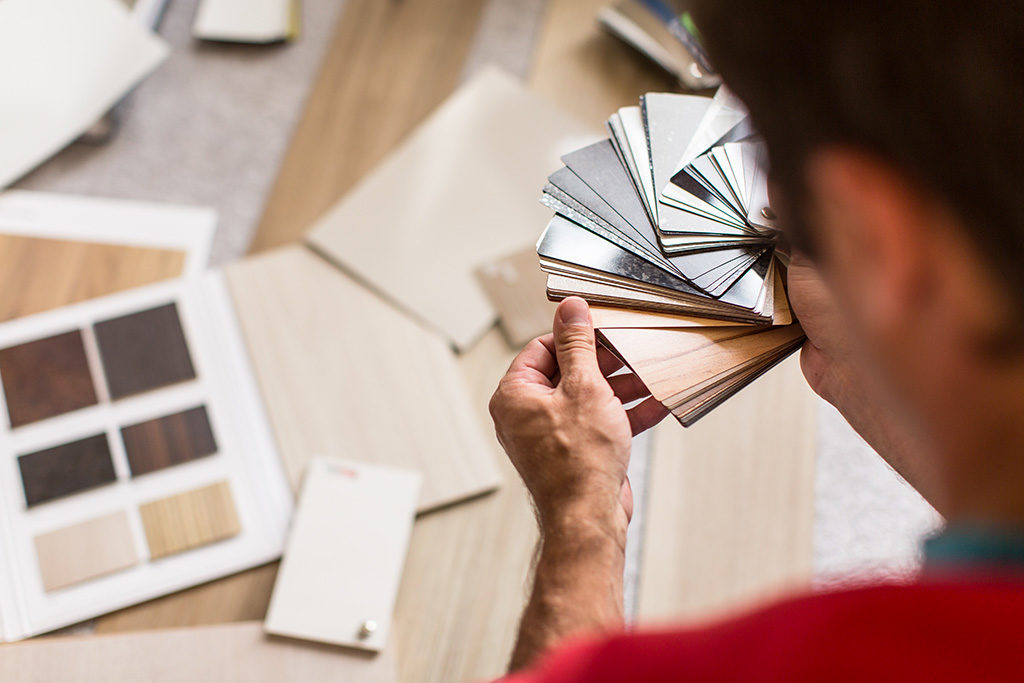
[692,0,1024,518]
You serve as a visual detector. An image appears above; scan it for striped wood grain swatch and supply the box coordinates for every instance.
[0,235,185,322]
[139,481,241,559]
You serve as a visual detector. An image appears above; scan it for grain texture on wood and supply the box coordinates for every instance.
[0,622,395,682]
[0,329,98,427]
[225,246,502,513]
[139,481,240,559]
[121,405,218,477]
[18,433,116,507]
[0,235,185,322]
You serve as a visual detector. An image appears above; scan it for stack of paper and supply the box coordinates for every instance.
[538,88,805,426]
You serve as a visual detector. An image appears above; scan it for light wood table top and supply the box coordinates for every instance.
[2,1,818,680]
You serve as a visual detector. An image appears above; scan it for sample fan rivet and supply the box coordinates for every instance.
[358,620,377,639]
[760,206,776,221]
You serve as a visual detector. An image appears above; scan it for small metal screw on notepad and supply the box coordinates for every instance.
[760,206,776,221]
[358,620,377,639]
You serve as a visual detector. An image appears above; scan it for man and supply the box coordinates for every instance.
[488,0,1024,679]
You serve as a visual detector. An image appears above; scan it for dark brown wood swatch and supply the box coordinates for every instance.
[0,330,98,428]
[18,434,116,507]
[94,303,196,400]
[122,406,218,477]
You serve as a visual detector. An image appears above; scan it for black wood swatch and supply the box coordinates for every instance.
[94,303,196,400]
[0,330,98,428]
[121,405,218,477]
[18,434,116,507]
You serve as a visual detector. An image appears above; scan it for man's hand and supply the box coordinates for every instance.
[788,255,940,505]
[489,296,667,670]
[490,296,667,530]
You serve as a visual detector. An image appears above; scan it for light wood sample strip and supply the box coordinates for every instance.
[225,245,502,513]
[139,481,241,559]
[637,355,816,624]
[0,235,185,322]
[0,622,395,682]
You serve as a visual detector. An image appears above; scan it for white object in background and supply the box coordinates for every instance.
[0,191,216,276]
[265,458,420,652]
[193,0,298,43]
[0,0,169,188]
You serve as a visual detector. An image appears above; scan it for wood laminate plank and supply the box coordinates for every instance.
[0,622,396,682]
[224,245,502,513]
[0,235,185,322]
[250,0,489,253]
[636,355,816,624]
[18,433,117,507]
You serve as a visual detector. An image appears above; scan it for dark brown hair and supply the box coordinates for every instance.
[692,0,1024,300]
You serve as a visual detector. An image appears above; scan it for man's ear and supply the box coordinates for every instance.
[803,148,933,336]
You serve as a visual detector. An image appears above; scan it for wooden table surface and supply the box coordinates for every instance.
[1,1,818,680]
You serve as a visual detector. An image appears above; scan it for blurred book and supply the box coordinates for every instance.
[598,0,720,90]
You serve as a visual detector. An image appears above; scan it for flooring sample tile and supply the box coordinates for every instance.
[0,0,168,188]
[139,481,241,559]
[0,622,396,682]
[18,434,116,507]
[121,405,218,477]
[475,246,556,348]
[94,302,196,399]
[265,458,420,651]
[306,67,595,350]
[34,511,138,592]
[225,246,502,513]
[0,330,98,427]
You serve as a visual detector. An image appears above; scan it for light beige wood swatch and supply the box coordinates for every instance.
[0,621,395,682]
[306,67,596,350]
[140,481,241,560]
[34,511,138,592]
[225,245,502,513]
[475,246,556,348]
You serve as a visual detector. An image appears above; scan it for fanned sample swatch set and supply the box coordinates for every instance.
[537,88,805,426]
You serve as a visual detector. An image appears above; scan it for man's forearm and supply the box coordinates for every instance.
[509,506,628,671]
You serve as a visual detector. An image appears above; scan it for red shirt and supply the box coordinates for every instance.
[499,578,1024,682]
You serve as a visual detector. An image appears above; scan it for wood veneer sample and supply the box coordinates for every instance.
[0,235,186,323]
[0,329,98,427]
[140,481,240,559]
[475,246,556,348]
[225,246,502,513]
[0,621,396,682]
[94,302,196,400]
[122,405,218,477]
[34,511,138,592]
[18,433,116,507]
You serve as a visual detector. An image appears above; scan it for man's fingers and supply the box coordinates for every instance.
[504,335,558,388]
[626,396,670,435]
[552,297,602,386]
[607,372,650,404]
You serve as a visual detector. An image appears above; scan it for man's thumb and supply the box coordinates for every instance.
[553,297,600,381]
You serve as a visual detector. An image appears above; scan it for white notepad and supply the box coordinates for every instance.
[265,458,420,652]
[0,0,169,189]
